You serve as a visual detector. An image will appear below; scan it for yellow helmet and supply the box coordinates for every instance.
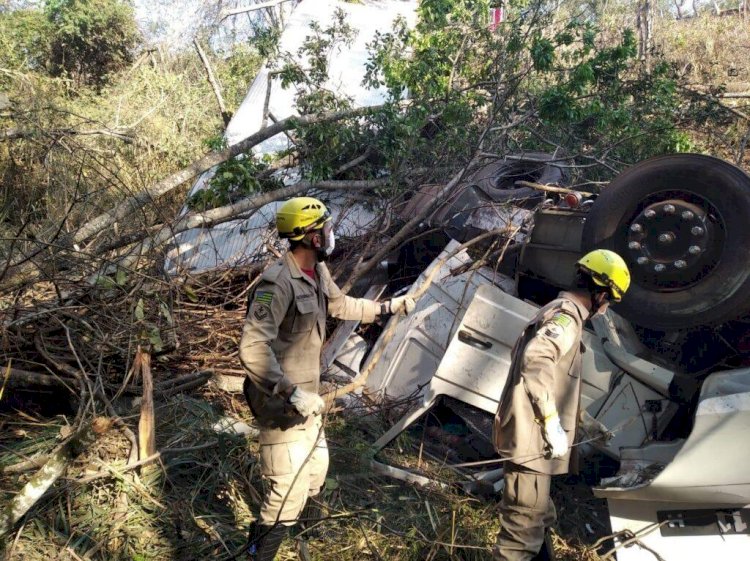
[276,197,331,240]
[577,249,631,302]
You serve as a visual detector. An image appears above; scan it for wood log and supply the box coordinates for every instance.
[0,365,73,389]
[2,105,383,292]
[136,349,156,461]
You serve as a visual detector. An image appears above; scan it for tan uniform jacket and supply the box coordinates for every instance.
[492,292,588,475]
[239,252,379,443]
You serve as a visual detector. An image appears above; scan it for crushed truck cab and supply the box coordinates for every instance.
[330,154,750,560]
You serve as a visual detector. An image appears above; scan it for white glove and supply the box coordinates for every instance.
[579,410,614,445]
[389,296,416,315]
[542,413,569,459]
[288,387,324,417]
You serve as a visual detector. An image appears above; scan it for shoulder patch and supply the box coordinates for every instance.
[542,324,564,339]
[254,290,274,306]
[252,303,269,321]
[550,313,573,328]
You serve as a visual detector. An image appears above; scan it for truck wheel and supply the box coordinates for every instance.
[469,152,569,203]
[582,154,750,329]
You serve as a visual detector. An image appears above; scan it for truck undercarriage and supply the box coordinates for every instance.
[325,153,750,560]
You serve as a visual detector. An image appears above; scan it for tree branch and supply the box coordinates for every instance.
[70,104,380,247]
[219,0,294,21]
[194,39,231,126]
[1,105,382,291]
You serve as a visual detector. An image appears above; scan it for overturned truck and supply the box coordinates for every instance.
[329,154,750,560]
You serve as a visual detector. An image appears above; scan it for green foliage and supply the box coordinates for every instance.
[187,137,282,211]
[529,24,688,167]
[214,43,264,111]
[275,7,356,113]
[365,0,493,100]
[263,8,365,182]
[530,36,555,71]
[44,0,141,87]
[0,7,51,74]
[252,25,282,59]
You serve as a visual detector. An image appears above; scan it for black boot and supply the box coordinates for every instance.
[530,530,556,561]
[296,498,323,540]
[247,522,288,561]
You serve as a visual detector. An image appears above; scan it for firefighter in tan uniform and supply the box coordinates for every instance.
[239,197,415,560]
[492,249,631,561]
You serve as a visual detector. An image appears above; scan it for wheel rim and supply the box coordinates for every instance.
[624,194,725,291]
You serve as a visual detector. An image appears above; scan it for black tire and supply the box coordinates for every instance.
[468,151,570,203]
[582,154,750,329]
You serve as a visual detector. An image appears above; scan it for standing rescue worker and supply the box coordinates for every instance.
[492,249,630,561]
[239,197,415,560]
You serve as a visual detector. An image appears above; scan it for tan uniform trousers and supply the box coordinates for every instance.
[258,416,329,527]
[493,464,556,561]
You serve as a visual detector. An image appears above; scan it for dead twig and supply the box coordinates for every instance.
[0,417,113,537]
[194,39,231,126]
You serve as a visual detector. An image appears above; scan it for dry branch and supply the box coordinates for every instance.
[194,39,231,126]
[1,104,382,291]
[515,180,594,196]
[136,348,156,461]
[0,127,134,142]
[0,417,112,537]
[0,365,73,389]
[340,164,473,294]
[680,84,750,121]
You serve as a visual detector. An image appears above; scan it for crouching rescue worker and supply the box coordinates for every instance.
[492,249,630,561]
[239,197,415,560]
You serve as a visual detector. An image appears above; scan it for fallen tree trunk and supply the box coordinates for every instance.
[2,104,382,292]
[220,0,293,20]
[71,105,381,247]
[102,177,391,276]
[194,39,231,126]
[0,417,112,537]
[0,365,74,390]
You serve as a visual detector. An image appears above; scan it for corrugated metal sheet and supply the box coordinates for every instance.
[166,0,418,275]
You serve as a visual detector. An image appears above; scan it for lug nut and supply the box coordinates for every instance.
[658,232,675,244]
[689,245,702,255]
[663,204,676,214]
[644,209,656,219]
[674,260,687,269]
[681,211,694,220]
[654,264,667,272]
[628,241,641,250]
[691,226,704,236]
[637,256,649,265]
[630,223,643,233]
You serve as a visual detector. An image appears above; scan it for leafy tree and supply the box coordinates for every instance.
[44,0,141,87]
[0,6,51,74]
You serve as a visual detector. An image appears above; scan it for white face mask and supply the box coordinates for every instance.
[324,227,336,256]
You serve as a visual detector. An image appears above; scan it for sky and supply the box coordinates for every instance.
[132,0,291,49]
